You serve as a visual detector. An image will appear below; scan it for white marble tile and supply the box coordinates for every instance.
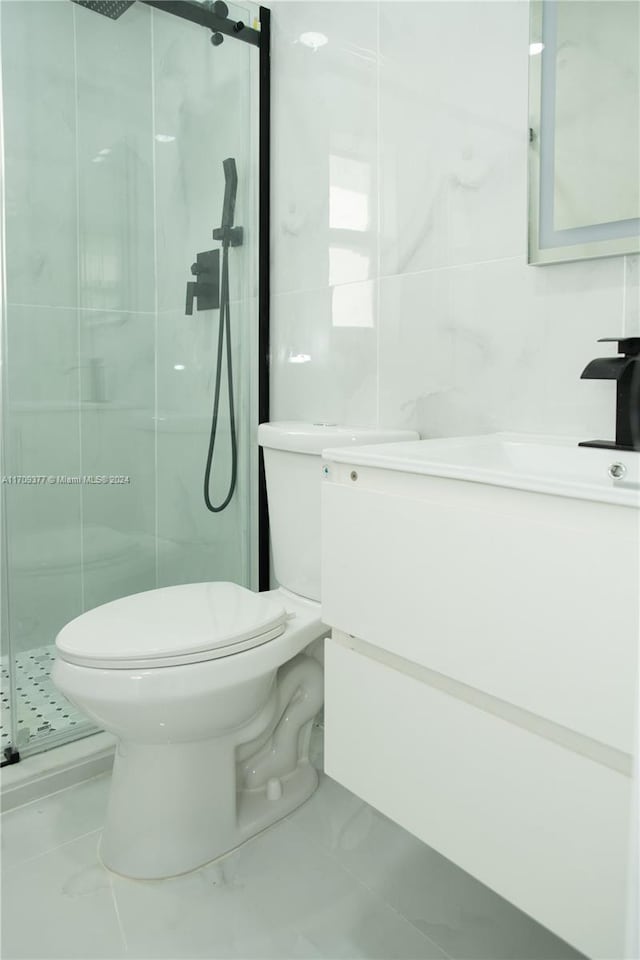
[77,309,157,605]
[625,255,640,336]
[1,771,445,960]
[74,1,155,313]
[270,1,378,296]
[79,309,155,411]
[1,760,585,960]
[4,509,84,656]
[1,774,110,870]
[1,0,78,308]
[3,305,84,653]
[110,845,310,960]
[111,815,446,960]
[154,306,252,589]
[1,305,158,649]
[155,416,248,589]
[152,8,254,313]
[379,1,529,276]
[271,283,378,426]
[0,830,126,959]
[4,306,80,409]
[78,313,155,512]
[289,773,582,960]
[156,308,220,419]
[378,255,625,440]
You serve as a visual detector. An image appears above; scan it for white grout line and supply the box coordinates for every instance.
[284,790,454,960]
[270,255,528,305]
[109,871,130,954]
[1,826,103,873]
[4,303,157,316]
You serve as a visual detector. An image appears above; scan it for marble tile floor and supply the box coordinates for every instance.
[1,735,583,960]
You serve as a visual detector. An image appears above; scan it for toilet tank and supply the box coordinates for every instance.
[258,422,419,602]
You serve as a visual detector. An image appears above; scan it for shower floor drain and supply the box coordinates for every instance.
[1,645,88,750]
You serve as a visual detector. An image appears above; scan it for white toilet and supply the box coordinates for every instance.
[53,422,415,879]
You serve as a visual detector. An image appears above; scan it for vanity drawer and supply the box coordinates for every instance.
[321,473,638,753]
[324,634,630,960]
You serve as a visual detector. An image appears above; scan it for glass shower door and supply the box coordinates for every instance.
[0,0,261,759]
[152,1,258,591]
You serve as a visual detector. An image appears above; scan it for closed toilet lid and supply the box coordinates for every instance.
[55,582,289,669]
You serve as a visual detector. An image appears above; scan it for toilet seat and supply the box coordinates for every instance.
[55,581,289,669]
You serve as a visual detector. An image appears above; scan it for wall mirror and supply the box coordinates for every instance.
[528,0,640,265]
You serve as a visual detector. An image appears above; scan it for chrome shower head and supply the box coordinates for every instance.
[71,1,135,19]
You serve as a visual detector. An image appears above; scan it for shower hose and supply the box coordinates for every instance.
[203,239,237,513]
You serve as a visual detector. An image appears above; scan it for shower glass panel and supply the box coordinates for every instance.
[0,0,263,759]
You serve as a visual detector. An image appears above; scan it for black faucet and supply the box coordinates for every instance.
[579,337,640,451]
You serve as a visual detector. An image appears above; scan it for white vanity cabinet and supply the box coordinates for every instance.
[320,434,638,960]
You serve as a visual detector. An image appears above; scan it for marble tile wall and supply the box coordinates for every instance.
[270,0,638,441]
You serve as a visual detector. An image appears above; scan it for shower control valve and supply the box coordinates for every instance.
[185,249,221,315]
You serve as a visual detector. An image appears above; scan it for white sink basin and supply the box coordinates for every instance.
[323,432,640,507]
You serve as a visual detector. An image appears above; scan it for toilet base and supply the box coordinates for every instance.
[98,654,324,879]
[99,738,319,880]
[237,759,318,843]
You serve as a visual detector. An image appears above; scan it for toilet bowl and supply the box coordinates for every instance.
[53,422,417,879]
[54,583,324,879]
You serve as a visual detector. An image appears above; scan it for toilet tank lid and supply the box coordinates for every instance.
[258,422,419,455]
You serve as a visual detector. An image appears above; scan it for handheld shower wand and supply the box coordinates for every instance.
[203,158,242,513]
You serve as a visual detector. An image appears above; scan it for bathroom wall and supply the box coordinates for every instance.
[269,0,639,440]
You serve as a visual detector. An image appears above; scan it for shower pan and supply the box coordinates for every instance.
[0,0,270,765]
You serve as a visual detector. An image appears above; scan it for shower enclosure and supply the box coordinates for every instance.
[0,0,270,763]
